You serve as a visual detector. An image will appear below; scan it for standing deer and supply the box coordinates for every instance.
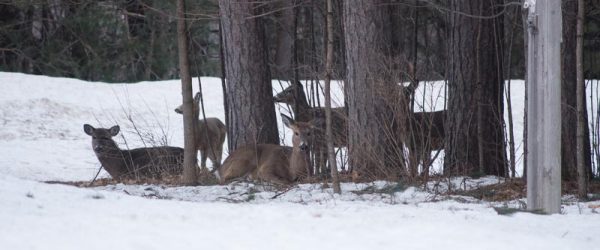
[217,114,312,185]
[175,92,227,170]
[275,81,445,178]
[405,110,445,177]
[273,82,347,175]
[400,81,446,177]
[83,124,184,180]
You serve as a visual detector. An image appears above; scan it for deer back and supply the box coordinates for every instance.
[409,111,445,150]
[196,118,227,150]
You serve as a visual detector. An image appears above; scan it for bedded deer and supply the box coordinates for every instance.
[216,114,312,185]
[83,124,184,180]
[175,92,227,169]
[273,82,347,175]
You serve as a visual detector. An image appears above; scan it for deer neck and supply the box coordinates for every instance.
[289,147,310,181]
[287,88,310,122]
[93,139,128,178]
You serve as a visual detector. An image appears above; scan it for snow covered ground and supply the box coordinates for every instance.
[1,72,599,250]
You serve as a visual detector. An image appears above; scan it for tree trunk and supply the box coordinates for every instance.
[177,0,197,185]
[325,0,340,193]
[575,0,588,199]
[273,0,296,79]
[219,0,280,149]
[562,0,592,182]
[444,0,507,177]
[344,0,405,180]
[522,0,529,179]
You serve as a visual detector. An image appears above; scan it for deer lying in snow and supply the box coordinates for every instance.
[84,124,184,180]
[216,114,312,185]
[175,92,227,169]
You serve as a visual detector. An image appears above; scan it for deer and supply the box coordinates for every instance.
[405,110,445,177]
[274,81,445,178]
[83,124,184,180]
[174,92,227,170]
[216,114,312,185]
[399,81,446,178]
[273,82,347,175]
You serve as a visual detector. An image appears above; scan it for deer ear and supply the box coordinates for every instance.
[281,114,294,128]
[194,92,201,102]
[83,124,95,136]
[109,125,120,136]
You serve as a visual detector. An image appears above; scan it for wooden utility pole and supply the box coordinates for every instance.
[526,0,562,214]
[177,0,198,185]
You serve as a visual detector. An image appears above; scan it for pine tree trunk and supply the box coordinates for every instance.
[219,0,280,149]
[562,0,592,182]
[575,0,588,199]
[177,0,198,185]
[444,0,507,177]
[273,0,295,79]
[344,0,405,180]
[325,0,340,193]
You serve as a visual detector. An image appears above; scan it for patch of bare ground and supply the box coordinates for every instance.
[452,179,526,202]
[45,167,219,187]
[451,178,600,202]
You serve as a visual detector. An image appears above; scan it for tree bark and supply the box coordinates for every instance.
[325,0,340,193]
[177,0,197,185]
[444,0,507,177]
[344,0,405,180]
[219,0,280,149]
[575,0,588,199]
[522,0,529,179]
[562,0,592,182]
[273,0,296,79]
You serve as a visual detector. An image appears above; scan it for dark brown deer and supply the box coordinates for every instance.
[175,92,227,169]
[217,114,312,185]
[273,82,347,175]
[400,82,446,178]
[83,124,184,180]
[405,110,445,177]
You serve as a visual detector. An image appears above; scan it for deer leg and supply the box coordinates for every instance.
[258,167,292,186]
[408,147,419,179]
[211,146,223,170]
[200,149,208,169]
[317,147,327,178]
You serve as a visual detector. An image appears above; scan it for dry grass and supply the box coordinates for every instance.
[46,167,219,187]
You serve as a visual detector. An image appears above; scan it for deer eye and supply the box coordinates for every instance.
[295,132,299,136]
[307,132,311,136]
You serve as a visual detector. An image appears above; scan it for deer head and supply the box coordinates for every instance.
[273,81,308,105]
[83,124,120,154]
[174,92,201,114]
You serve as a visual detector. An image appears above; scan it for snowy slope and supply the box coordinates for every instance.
[1,72,599,250]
